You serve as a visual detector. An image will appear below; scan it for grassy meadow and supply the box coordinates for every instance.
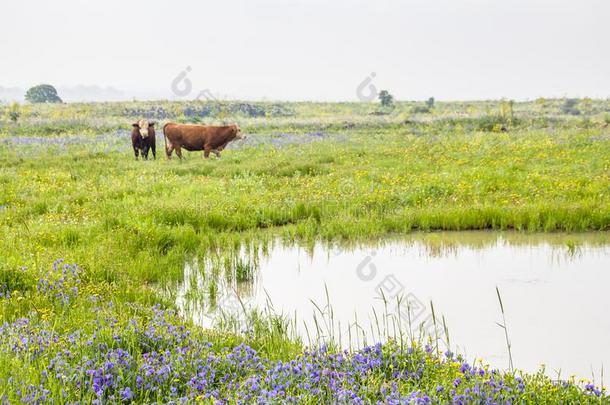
[0,98,609,402]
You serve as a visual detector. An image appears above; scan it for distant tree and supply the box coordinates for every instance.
[378,90,394,107]
[25,84,63,103]
[426,97,435,109]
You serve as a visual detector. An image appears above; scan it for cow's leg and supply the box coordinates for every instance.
[175,146,183,160]
[151,143,156,160]
[165,143,174,159]
[142,145,149,160]
[213,142,229,157]
[216,142,229,157]
[212,150,221,158]
[203,148,211,158]
[133,147,140,160]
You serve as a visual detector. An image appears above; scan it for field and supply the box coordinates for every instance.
[0,99,609,403]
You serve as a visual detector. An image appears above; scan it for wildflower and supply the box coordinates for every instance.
[120,387,134,401]
[585,383,602,396]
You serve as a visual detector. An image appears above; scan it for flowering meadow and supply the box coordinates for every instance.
[0,261,606,404]
[0,99,609,402]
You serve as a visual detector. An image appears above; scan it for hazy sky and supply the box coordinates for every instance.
[1,0,608,101]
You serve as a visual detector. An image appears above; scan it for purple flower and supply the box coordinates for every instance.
[120,387,134,401]
[585,383,602,396]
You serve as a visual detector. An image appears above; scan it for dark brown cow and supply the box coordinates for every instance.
[131,119,156,160]
[162,123,245,159]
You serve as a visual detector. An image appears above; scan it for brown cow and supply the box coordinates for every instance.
[162,123,245,159]
[131,119,156,160]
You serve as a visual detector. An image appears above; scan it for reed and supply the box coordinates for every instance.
[496,286,514,373]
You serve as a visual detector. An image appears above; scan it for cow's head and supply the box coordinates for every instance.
[232,124,246,140]
[132,120,155,138]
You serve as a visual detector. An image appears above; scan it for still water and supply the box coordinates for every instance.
[174,232,610,379]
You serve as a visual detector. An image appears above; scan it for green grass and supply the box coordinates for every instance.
[0,99,608,402]
[1,125,608,290]
[0,101,608,308]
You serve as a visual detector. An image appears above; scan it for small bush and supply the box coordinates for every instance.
[561,98,581,115]
[472,115,508,132]
[5,102,21,123]
[411,105,431,114]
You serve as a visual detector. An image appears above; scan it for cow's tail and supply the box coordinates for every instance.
[163,122,171,157]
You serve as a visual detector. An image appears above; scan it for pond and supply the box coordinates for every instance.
[171,231,610,379]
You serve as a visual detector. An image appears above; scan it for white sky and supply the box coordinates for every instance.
[1,0,608,101]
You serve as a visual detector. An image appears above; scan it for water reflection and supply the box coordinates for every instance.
[171,231,610,379]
